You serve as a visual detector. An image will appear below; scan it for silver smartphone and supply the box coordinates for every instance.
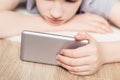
[20,30,88,65]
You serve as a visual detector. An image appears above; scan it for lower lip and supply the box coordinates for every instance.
[47,18,63,24]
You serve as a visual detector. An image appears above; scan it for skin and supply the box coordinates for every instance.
[57,32,104,75]
[36,0,112,33]
[36,0,82,25]
[0,0,120,76]
[57,32,120,75]
[0,0,113,38]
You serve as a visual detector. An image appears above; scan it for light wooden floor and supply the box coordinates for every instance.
[0,40,120,80]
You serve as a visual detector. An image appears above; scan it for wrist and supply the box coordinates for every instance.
[99,42,120,65]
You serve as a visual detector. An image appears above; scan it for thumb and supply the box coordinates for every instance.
[75,32,96,44]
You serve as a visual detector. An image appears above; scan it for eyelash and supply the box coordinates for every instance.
[45,0,77,3]
[66,0,78,3]
[46,0,54,1]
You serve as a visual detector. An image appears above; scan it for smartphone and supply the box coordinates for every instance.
[20,30,88,65]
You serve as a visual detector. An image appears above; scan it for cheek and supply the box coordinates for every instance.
[37,5,50,16]
[64,12,75,19]
[63,8,78,20]
[36,0,52,15]
[63,3,81,19]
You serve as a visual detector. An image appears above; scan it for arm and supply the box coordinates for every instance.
[108,0,120,28]
[0,12,113,38]
[56,33,120,75]
[0,0,20,10]
[64,13,112,34]
[0,0,112,38]
[99,41,120,64]
[0,11,65,38]
[0,0,66,38]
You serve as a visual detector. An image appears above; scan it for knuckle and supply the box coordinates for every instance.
[87,71,95,75]
[69,60,77,66]
[98,18,107,24]
[72,53,80,57]
[95,27,102,32]
[90,69,98,75]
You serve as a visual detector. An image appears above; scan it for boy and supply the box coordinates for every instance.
[0,0,120,75]
[1,0,119,38]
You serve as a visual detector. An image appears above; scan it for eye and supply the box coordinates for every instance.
[66,0,78,3]
[46,0,54,1]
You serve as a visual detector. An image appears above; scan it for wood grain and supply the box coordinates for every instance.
[0,39,120,80]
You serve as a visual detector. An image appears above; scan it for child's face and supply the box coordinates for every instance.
[36,0,82,25]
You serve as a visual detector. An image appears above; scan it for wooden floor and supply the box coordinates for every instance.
[0,39,120,80]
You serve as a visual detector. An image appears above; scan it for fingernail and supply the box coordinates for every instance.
[56,55,60,60]
[57,61,61,65]
[106,29,113,33]
[108,28,113,32]
[79,32,86,35]
[60,50,64,54]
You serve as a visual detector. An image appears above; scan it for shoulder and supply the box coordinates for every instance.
[80,0,116,19]
[21,0,39,14]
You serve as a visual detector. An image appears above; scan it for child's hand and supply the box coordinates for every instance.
[65,13,112,34]
[56,32,104,75]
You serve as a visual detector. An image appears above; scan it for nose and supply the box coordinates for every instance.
[50,3,63,19]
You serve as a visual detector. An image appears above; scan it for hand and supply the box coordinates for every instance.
[56,32,104,75]
[64,13,112,34]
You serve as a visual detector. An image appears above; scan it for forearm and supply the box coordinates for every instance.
[0,0,20,10]
[108,0,120,28]
[0,11,67,38]
[99,41,120,64]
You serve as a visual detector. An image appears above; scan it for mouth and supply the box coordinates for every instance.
[46,17,64,24]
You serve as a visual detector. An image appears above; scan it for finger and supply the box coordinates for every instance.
[75,32,96,44]
[95,15,110,27]
[93,22,113,33]
[82,22,109,34]
[77,15,112,34]
[56,55,89,66]
[60,48,89,58]
[89,13,110,27]
[60,49,80,58]
[88,13,112,31]
[58,61,91,72]
[69,71,92,76]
